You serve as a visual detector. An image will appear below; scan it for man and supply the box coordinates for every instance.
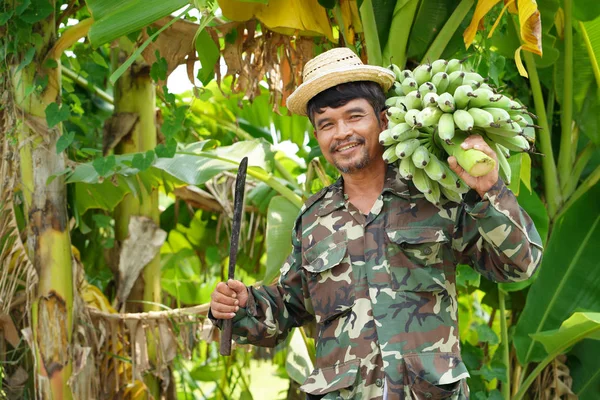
[210,47,543,399]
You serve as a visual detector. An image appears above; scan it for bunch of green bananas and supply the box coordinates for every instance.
[381,58,536,205]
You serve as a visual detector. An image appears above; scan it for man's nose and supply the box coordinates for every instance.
[333,120,353,140]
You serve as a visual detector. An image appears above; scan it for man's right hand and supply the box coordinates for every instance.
[210,279,248,319]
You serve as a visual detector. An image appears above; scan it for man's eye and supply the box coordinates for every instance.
[320,123,333,130]
[350,114,363,120]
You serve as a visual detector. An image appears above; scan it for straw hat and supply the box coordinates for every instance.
[286,47,395,116]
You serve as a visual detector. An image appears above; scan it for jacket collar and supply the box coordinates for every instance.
[317,164,410,217]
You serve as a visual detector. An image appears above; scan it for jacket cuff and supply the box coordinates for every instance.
[463,179,506,217]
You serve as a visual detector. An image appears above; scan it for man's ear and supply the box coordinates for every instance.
[312,129,317,138]
[380,109,389,129]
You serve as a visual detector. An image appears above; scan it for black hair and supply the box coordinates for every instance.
[306,81,387,127]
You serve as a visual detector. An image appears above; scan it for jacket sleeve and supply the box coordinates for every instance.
[212,221,315,348]
[451,179,543,283]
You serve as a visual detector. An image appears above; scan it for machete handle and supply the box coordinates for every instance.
[220,318,233,356]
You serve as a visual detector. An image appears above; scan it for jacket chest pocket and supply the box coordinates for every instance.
[303,231,355,324]
[385,227,450,292]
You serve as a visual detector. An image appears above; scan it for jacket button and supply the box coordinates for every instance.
[375,378,383,387]
[423,247,432,255]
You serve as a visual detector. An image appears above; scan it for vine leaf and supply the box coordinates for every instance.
[45,102,71,128]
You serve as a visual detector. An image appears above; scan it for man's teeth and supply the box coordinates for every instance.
[338,143,359,151]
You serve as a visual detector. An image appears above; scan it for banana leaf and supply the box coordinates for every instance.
[513,183,600,365]
[87,0,189,47]
[573,0,600,22]
[263,196,299,284]
[406,0,458,63]
[569,339,600,399]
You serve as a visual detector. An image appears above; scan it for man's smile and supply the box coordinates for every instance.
[336,142,362,152]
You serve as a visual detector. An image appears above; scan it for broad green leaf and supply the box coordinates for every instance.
[569,340,600,399]
[582,14,600,86]
[90,51,109,68]
[532,312,600,355]
[371,0,406,53]
[514,184,600,364]
[576,85,600,145]
[195,28,220,86]
[56,131,75,153]
[45,102,71,128]
[475,324,499,345]
[87,0,189,47]
[154,140,273,185]
[74,177,132,214]
[406,0,456,62]
[18,0,53,24]
[456,264,481,289]
[555,30,595,113]
[574,0,600,22]
[263,196,299,285]
[515,181,549,246]
[0,11,14,25]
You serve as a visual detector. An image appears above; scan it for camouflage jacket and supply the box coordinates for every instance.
[220,165,543,399]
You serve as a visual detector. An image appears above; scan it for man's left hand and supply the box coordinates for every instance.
[447,134,499,198]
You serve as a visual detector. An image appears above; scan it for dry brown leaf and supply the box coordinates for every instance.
[0,312,19,348]
[114,216,167,310]
[140,16,200,88]
[102,112,139,156]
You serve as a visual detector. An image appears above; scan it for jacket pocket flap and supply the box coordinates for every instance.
[300,359,360,395]
[304,230,347,273]
[386,227,449,245]
[404,353,469,398]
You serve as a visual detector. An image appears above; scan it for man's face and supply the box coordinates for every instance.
[313,98,387,174]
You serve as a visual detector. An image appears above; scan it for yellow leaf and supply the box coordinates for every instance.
[514,45,529,78]
[517,0,543,56]
[338,0,363,45]
[218,0,335,42]
[464,0,502,49]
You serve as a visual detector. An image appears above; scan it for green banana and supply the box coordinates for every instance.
[484,124,523,137]
[453,109,474,131]
[401,78,418,94]
[446,58,464,74]
[412,167,433,194]
[468,108,498,128]
[416,107,443,128]
[395,138,421,158]
[413,64,433,85]
[425,179,442,205]
[400,91,422,110]
[404,109,421,127]
[440,185,463,203]
[387,106,406,124]
[382,144,399,163]
[390,81,404,96]
[385,96,401,108]
[431,72,449,93]
[446,71,465,94]
[489,95,513,110]
[454,85,477,109]
[431,59,448,75]
[437,113,455,143]
[424,153,446,181]
[422,92,439,108]
[411,145,431,168]
[418,82,436,97]
[399,156,415,180]
[437,92,456,112]
[483,107,512,124]
[485,132,530,152]
[379,128,396,146]
[388,64,403,81]
[467,88,496,108]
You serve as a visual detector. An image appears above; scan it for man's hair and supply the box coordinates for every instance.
[306,81,387,127]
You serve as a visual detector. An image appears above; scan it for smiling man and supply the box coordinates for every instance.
[209,48,543,399]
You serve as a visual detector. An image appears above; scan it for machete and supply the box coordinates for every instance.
[220,156,248,356]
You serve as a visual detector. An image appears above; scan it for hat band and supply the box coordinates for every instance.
[304,54,363,81]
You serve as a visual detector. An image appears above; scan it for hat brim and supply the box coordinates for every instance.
[286,65,395,116]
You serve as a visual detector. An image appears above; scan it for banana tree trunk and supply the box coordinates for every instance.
[10,6,74,399]
[111,41,161,397]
